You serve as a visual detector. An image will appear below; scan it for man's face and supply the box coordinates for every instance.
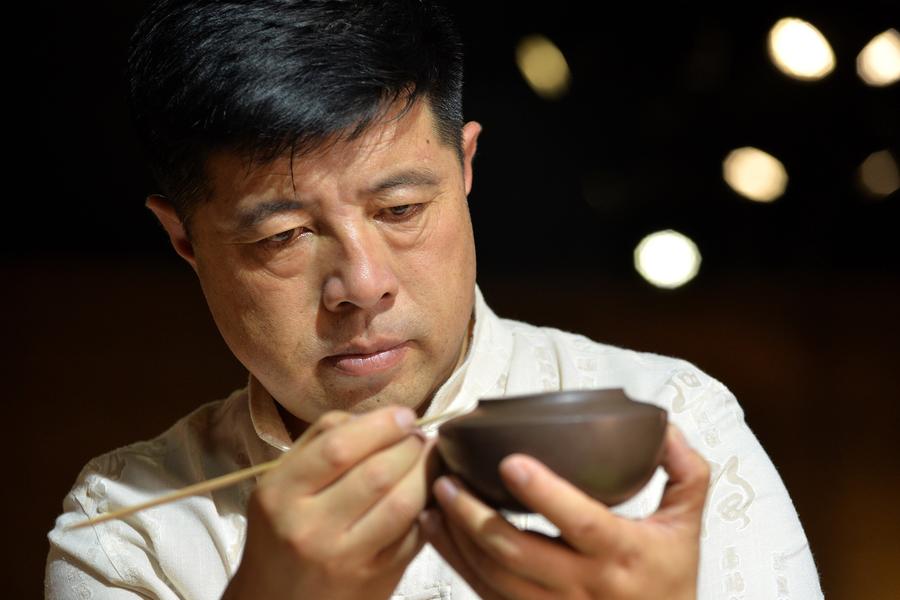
[170,102,480,424]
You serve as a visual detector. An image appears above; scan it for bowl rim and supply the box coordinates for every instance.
[440,389,664,429]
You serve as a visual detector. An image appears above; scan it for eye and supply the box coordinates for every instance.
[380,204,423,221]
[260,227,307,248]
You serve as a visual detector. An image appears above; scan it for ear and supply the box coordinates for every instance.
[461,121,482,196]
[145,194,198,272]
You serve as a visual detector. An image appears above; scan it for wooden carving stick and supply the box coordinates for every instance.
[66,409,464,530]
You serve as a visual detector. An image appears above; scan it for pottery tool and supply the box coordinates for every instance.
[66,408,465,530]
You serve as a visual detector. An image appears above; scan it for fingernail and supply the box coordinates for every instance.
[394,408,415,429]
[435,477,458,502]
[502,457,531,486]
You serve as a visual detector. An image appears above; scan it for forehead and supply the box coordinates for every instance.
[203,100,448,202]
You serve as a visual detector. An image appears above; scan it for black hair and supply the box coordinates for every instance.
[127,0,464,226]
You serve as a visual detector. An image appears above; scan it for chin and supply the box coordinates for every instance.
[348,393,424,415]
[304,371,428,414]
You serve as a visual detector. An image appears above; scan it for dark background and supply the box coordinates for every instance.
[7,1,899,598]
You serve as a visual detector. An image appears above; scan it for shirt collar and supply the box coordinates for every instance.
[417,285,496,430]
[248,375,293,452]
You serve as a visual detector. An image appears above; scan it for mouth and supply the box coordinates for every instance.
[324,340,411,377]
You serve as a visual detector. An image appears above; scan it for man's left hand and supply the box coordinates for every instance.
[420,425,710,600]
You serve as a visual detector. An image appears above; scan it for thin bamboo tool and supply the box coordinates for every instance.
[66,408,465,531]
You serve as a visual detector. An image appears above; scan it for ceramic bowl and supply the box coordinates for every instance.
[436,389,667,511]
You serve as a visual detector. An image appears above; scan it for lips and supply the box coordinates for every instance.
[324,340,410,376]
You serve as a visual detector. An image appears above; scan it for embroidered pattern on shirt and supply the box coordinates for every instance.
[493,372,508,395]
[533,345,560,391]
[772,543,808,600]
[573,353,601,388]
[721,546,746,599]
[665,370,723,449]
[704,456,756,537]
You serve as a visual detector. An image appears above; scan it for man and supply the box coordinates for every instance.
[46,1,823,598]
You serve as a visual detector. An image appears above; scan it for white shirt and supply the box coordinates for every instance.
[45,286,824,599]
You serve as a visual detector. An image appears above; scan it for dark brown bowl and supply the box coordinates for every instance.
[436,389,667,511]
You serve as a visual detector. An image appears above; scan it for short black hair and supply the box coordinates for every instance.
[127,0,464,226]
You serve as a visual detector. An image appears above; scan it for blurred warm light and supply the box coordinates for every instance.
[515,34,571,100]
[768,18,835,80]
[634,230,701,289]
[858,150,900,198]
[722,147,788,203]
[856,29,900,87]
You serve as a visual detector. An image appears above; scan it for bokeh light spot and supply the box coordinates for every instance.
[723,147,788,203]
[858,150,900,198]
[634,230,702,289]
[768,18,835,80]
[515,34,572,100]
[857,29,900,87]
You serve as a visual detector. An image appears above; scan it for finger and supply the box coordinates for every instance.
[499,454,624,556]
[654,425,711,524]
[294,410,354,447]
[433,476,577,591]
[265,405,418,495]
[419,509,505,600]
[343,436,434,553]
[371,516,427,572]
[422,437,444,507]
[316,434,424,523]
[437,502,555,600]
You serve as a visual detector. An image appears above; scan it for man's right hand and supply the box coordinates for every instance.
[221,406,432,600]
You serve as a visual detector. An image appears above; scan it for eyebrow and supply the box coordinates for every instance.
[235,198,304,231]
[233,168,441,231]
[367,167,441,194]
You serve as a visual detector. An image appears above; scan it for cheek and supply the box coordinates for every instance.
[431,203,475,281]
[197,254,315,363]
[404,203,476,319]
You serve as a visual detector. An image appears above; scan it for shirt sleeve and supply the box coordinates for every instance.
[45,455,188,600]
[45,544,150,600]
[667,371,824,600]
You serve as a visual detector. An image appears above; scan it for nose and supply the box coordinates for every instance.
[321,226,399,313]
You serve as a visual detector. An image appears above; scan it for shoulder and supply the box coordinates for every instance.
[46,388,250,593]
[57,386,250,521]
[500,316,733,405]
[79,387,247,494]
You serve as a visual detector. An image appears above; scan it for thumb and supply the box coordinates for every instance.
[654,425,711,525]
